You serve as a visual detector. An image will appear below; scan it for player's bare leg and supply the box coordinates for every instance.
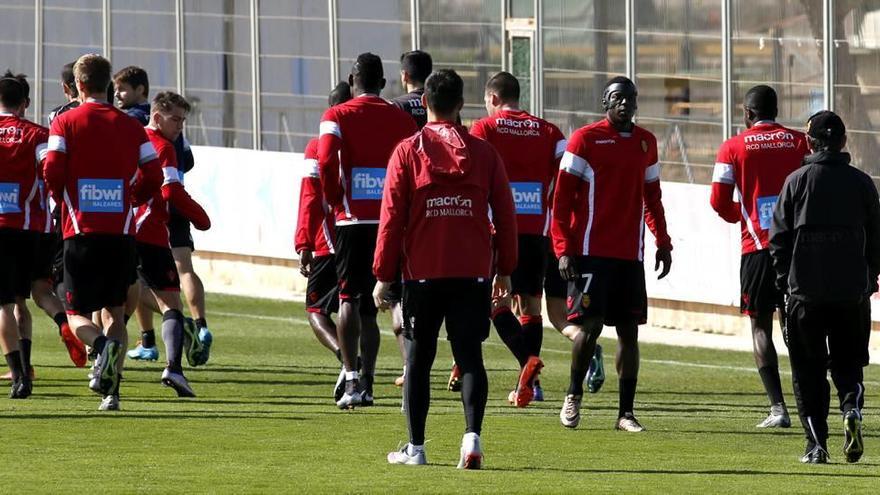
[614,321,644,432]
[560,317,602,428]
[173,247,211,364]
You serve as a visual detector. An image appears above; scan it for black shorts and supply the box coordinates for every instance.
[543,249,566,299]
[741,250,783,316]
[137,242,181,292]
[334,224,378,316]
[31,232,60,282]
[786,297,871,368]
[565,255,647,326]
[402,278,491,342]
[168,209,194,251]
[306,254,339,315]
[0,228,37,304]
[62,234,137,315]
[510,234,548,297]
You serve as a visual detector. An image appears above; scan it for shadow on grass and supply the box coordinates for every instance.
[482,465,880,478]
[0,411,309,421]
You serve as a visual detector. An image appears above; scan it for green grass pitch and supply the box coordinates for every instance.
[2,293,878,493]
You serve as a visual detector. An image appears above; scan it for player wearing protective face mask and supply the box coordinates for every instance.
[551,76,672,432]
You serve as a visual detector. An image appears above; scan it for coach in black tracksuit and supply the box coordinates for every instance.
[769,111,879,464]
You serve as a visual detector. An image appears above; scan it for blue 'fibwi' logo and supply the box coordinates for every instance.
[756,195,778,230]
[0,183,21,214]
[510,182,543,215]
[78,179,124,213]
[351,167,386,200]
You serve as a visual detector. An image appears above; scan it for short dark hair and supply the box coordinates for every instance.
[151,91,191,114]
[351,52,384,92]
[329,81,352,107]
[113,66,150,97]
[74,54,112,95]
[400,50,433,85]
[0,77,26,109]
[424,69,463,115]
[62,62,78,97]
[2,70,29,100]
[744,85,777,120]
[485,71,520,103]
[806,110,846,152]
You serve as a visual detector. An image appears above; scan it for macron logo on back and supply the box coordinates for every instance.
[78,179,124,213]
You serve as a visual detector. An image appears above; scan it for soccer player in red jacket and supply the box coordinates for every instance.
[710,85,807,429]
[134,92,211,397]
[374,69,517,469]
[0,76,47,398]
[470,71,565,406]
[318,53,418,409]
[44,54,162,411]
[296,82,351,387]
[552,76,672,431]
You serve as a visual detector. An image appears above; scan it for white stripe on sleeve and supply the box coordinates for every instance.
[554,139,568,158]
[645,162,661,183]
[712,162,735,184]
[304,158,319,178]
[35,143,49,162]
[319,120,341,138]
[162,166,181,185]
[139,141,158,164]
[47,135,66,153]
[560,151,592,181]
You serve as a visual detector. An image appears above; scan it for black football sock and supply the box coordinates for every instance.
[520,315,544,357]
[618,378,638,418]
[492,307,529,367]
[758,365,785,405]
[335,348,343,363]
[53,312,67,334]
[92,335,108,355]
[141,329,156,349]
[19,339,32,372]
[567,330,592,396]
[195,318,207,329]
[161,309,185,372]
[5,351,24,382]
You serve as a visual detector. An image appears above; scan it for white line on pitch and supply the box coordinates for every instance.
[211,310,880,386]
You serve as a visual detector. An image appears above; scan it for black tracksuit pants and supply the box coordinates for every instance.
[785,298,870,448]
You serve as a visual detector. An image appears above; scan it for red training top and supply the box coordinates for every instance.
[318,94,418,226]
[295,138,335,257]
[710,121,808,254]
[135,127,210,247]
[45,100,162,239]
[551,118,672,261]
[373,122,517,282]
[0,113,47,230]
[471,108,566,236]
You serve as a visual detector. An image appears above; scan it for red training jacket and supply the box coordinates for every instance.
[317,94,418,226]
[295,138,335,257]
[551,118,671,261]
[134,128,210,248]
[471,108,566,236]
[710,121,807,254]
[373,122,517,282]
[0,113,47,230]
[45,100,162,239]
